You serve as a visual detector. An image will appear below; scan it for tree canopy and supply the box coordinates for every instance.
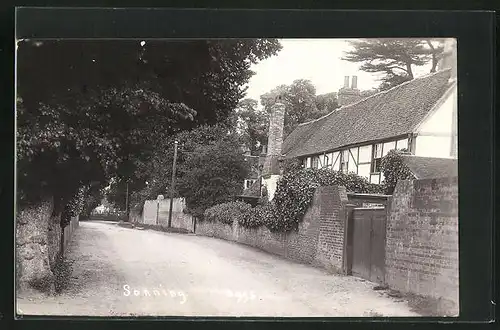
[342,38,445,91]
[17,39,281,222]
[232,99,269,155]
[117,123,249,217]
[260,79,339,137]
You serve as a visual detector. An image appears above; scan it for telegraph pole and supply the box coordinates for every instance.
[167,140,178,228]
[125,181,129,220]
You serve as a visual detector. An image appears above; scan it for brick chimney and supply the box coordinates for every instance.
[338,75,361,107]
[262,96,285,177]
[343,76,350,88]
[351,75,358,89]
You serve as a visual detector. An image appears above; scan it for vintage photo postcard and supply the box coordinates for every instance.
[16,34,459,317]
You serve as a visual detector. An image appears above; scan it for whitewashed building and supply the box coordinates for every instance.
[261,39,457,198]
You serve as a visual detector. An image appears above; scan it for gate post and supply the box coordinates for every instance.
[343,204,356,275]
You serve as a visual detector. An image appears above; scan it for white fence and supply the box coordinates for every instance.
[138,197,194,232]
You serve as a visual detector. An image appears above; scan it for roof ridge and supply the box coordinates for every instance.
[295,68,452,128]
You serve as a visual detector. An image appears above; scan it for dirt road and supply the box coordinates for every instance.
[16,221,419,317]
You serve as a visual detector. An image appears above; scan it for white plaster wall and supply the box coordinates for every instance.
[415,135,453,158]
[143,200,158,225]
[418,88,455,135]
[264,175,281,201]
[415,87,456,158]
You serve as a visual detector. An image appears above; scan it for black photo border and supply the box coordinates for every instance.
[1,6,496,329]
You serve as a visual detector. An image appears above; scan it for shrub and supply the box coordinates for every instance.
[271,168,385,232]
[380,149,414,194]
[203,201,252,225]
[243,203,276,229]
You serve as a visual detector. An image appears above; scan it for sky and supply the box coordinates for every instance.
[244,39,431,104]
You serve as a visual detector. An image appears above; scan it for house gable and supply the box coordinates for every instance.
[282,69,453,160]
[413,82,457,159]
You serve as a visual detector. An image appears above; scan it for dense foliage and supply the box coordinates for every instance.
[260,79,340,137]
[271,168,385,231]
[177,133,250,217]
[120,123,249,217]
[204,201,271,229]
[17,39,281,224]
[205,168,385,233]
[281,158,303,174]
[231,99,269,155]
[380,149,414,194]
[342,39,445,91]
[204,201,254,226]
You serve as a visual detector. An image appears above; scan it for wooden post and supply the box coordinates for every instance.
[156,201,159,226]
[343,204,356,275]
[168,141,179,228]
[125,182,129,220]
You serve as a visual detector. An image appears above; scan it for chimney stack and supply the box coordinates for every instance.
[262,96,285,177]
[338,75,362,107]
[343,76,350,88]
[351,76,358,89]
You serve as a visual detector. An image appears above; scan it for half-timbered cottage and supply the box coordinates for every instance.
[258,39,457,199]
[281,67,457,184]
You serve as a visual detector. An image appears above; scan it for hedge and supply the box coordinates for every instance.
[204,168,386,233]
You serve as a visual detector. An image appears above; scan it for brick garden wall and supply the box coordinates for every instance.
[314,186,349,272]
[195,186,347,272]
[385,177,459,313]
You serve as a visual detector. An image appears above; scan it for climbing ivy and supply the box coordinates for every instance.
[380,149,414,194]
[204,168,385,233]
[271,168,385,232]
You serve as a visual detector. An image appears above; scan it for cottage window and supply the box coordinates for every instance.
[382,141,396,157]
[396,138,409,151]
[371,143,383,173]
[331,151,341,171]
[324,153,331,168]
[340,150,349,173]
[244,179,256,190]
[305,157,312,168]
[311,156,319,169]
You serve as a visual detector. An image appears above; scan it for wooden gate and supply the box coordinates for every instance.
[350,207,387,284]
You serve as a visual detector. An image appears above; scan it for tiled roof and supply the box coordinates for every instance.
[401,155,458,180]
[282,69,454,159]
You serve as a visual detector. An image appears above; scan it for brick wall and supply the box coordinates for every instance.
[385,177,458,313]
[315,186,349,272]
[196,186,347,272]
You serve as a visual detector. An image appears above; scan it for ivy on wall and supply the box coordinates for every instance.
[380,149,414,194]
[204,168,385,233]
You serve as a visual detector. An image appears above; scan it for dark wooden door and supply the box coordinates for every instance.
[351,208,386,284]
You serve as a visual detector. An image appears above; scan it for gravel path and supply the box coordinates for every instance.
[17,220,419,317]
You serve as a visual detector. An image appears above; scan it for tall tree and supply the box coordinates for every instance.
[260,79,338,137]
[233,99,269,155]
[315,92,340,114]
[17,39,282,222]
[342,38,445,91]
[118,123,249,217]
